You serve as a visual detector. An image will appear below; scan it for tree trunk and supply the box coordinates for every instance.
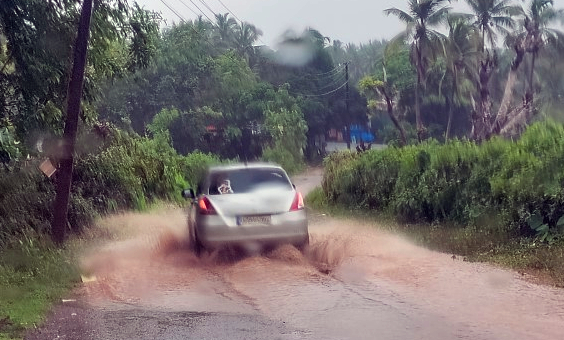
[472,53,495,141]
[386,97,406,146]
[51,0,94,245]
[445,71,458,142]
[445,94,453,141]
[491,39,526,136]
[415,43,425,142]
[527,51,537,103]
[500,103,530,137]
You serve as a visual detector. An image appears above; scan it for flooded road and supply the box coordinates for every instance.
[28,168,564,340]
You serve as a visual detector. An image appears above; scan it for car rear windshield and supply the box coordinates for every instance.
[208,168,292,194]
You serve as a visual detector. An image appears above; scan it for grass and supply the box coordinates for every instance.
[0,237,79,340]
[306,187,564,287]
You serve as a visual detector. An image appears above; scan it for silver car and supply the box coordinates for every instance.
[182,163,309,255]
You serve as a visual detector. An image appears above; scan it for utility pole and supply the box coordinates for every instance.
[345,61,350,149]
[52,0,94,245]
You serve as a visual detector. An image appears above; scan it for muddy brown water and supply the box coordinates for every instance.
[75,169,564,340]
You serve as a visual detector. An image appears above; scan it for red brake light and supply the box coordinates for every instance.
[198,197,216,215]
[290,192,304,211]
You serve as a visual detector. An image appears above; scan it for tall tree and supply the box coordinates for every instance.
[461,0,521,139]
[443,18,479,140]
[385,0,451,141]
[359,46,416,146]
[464,0,522,50]
[234,22,262,62]
[494,0,564,136]
[214,13,237,48]
[522,0,564,101]
[359,75,407,146]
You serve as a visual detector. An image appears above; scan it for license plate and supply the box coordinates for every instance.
[237,215,271,226]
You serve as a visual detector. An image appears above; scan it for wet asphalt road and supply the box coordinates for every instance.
[26,168,564,340]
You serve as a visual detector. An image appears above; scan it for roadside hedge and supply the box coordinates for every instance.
[323,121,564,238]
[0,127,219,246]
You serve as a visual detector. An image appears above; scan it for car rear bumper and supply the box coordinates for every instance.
[196,210,308,249]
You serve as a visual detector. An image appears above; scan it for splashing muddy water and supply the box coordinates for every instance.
[76,171,564,340]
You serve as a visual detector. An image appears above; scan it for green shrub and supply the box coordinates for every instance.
[322,121,564,239]
[0,128,220,245]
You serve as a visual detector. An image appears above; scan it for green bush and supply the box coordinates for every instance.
[0,127,220,245]
[322,121,564,239]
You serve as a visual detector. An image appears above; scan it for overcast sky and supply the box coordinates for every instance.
[135,0,477,47]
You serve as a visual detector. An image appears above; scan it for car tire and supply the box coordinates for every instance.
[296,234,310,252]
[189,224,203,257]
[193,236,203,257]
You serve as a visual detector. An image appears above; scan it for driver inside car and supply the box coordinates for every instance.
[218,178,233,194]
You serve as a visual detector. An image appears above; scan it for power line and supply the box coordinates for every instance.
[198,0,219,18]
[290,81,348,97]
[160,0,188,22]
[309,64,346,77]
[318,72,346,91]
[160,0,215,48]
[177,0,217,26]
[215,0,243,23]
[214,0,267,46]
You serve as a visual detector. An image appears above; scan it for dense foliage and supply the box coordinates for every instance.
[0,126,218,246]
[1,0,563,245]
[323,121,564,242]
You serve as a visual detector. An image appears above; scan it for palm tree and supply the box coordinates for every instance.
[234,22,262,61]
[443,18,480,140]
[522,0,564,100]
[464,0,522,50]
[494,0,564,136]
[385,0,451,141]
[462,0,521,140]
[214,13,237,48]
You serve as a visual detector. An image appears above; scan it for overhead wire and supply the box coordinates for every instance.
[163,0,349,99]
[198,0,219,18]
[215,0,243,24]
[317,72,346,91]
[177,0,217,27]
[290,81,348,98]
[309,64,346,77]
[214,0,267,46]
[160,0,188,22]
[159,0,215,48]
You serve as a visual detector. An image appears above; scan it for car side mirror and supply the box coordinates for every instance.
[292,183,296,190]
[181,189,195,199]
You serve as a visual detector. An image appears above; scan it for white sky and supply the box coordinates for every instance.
[135,0,474,46]
[134,0,562,47]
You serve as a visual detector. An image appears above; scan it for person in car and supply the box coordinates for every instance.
[218,178,233,194]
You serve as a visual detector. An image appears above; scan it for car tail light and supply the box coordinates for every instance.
[198,197,216,215]
[290,192,304,211]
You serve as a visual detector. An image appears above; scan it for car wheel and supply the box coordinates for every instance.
[296,234,310,252]
[192,236,203,257]
[189,224,203,257]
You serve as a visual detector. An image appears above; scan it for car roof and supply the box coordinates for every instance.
[208,162,285,173]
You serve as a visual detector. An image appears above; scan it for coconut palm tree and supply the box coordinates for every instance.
[461,0,521,139]
[234,22,263,61]
[443,18,480,140]
[493,0,564,136]
[214,13,237,49]
[385,0,451,141]
[522,0,564,99]
[464,0,522,50]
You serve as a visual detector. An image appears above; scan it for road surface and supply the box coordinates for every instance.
[27,168,564,340]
